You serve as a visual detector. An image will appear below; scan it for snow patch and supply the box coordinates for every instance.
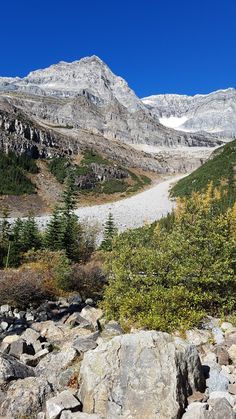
[159,116,188,129]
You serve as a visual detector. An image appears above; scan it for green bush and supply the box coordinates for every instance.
[102,185,236,332]
[48,157,69,183]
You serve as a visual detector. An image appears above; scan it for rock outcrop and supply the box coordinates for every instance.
[79,331,205,418]
[2,298,236,418]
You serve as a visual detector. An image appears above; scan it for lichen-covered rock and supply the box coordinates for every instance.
[0,377,53,417]
[0,353,34,384]
[79,331,205,419]
[35,344,79,389]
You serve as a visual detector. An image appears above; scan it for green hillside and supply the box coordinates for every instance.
[0,151,38,195]
[171,140,236,206]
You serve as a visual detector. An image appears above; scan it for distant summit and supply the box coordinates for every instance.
[142,88,236,137]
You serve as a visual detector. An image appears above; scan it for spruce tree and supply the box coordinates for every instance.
[0,207,11,268]
[9,218,24,266]
[21,216,42,252]
[44,206,65,251]
[101,212,117,251]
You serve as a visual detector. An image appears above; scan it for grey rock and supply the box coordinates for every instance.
[85,298,94,306]
[0,376,53,417]
[208,391,236,407]
[9,338,33,359]
[182,403,209,419]
[21,348,49,367]
[36,345,78,389]
[215,345,229,365]
[79,331,205,419]
[211,327,224,345]
[80,306,103,330]
[206,364,229,392]
[65,313,94,330]
[72,332,99,353]
[21,327,41,344]
[0,353,34,384]
[0,305,11,314]
[185,329,212,346]
[0,322,8,331]
[46,390,81,419]
[208,398,236,419]
[60,413,101,419]
[221,322,235,332]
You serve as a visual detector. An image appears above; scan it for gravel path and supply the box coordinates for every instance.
[34,174,184,233]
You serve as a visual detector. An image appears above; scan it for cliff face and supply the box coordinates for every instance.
[142,88,236,138]
[0,56,226,176]
[0,56,222,150]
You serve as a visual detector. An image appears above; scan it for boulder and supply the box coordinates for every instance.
[79,331,205,419]
[182,402,209,419]
[101,321,124,340]
[208,397,236,419]
[185,329,212,346]
[65,313,94,330]
[214,345,229,365]
[229,345,236,364]
[221,322,236,332]
[208,391,236,407]
[36,345,79,389]
[72,332,99,353]
[2,334,20,344]
[229,384,236,395]
[205,363,229,392]
[0,377,53,417]
[80,307,103,330]
[9,338,34,359]
[0,353,34,384]
[0,304,11,314]
[46,390,81,419]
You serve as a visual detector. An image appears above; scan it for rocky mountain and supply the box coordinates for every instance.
[0,56,222,154]
[142,88,236,138]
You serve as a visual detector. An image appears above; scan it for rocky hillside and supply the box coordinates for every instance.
[1,299,236,418]
[171,139,236,205]
[142,88,236,138]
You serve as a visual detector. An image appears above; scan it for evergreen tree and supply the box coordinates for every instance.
[0,207,11,268]
[60,174,81,261]
[101,213,117,251]
[21,216,42,252]
[8,218,24,266]
[44,206,65,251]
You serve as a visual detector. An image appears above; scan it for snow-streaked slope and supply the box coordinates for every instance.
[142,88,236,137]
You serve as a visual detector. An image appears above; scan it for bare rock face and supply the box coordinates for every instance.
[142,88,236,138]
[79,331,205,419]
[0,56,223,177]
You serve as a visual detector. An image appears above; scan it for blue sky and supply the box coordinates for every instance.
[0,0,235,97]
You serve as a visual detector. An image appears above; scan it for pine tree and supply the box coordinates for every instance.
[21,216,42,252]
[101,212,117,251]
[8,218,24,266]
[44,206,65,251]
